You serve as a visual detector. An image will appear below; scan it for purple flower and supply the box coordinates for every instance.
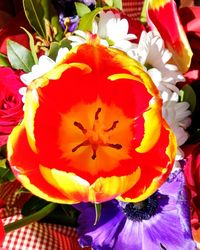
[51,0,96,32]
[75,171,196,250]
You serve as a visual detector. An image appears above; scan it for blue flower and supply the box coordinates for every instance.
[75,171,196,250]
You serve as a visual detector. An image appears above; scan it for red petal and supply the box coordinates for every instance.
[147,0,193,73]
[119,119,176,202]
[7,124,73,203]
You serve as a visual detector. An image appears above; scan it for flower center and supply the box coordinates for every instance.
[123,193,158,222]
[1,96,18,110]
[58,99,133,175]
[72,107,122,160]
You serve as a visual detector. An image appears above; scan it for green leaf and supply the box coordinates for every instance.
[23,0,46,38]
[22,196,78,227]
[113,0,122,9]
[75,2,91,17]
[78,7,102,32]
[41,204,79,227]
[102,0,122,9]
[60,38,72,49]
[41,0,50,20]
[0,159,7,168]
[0,161,15,184]
[0,53,10,67]
[22,196,49,216]
[48,38,71,61]
[51,15,64,41]
[21,27,38,64]
[180,84,196,112]
[7,40,35,72]
[48,42,60,61]
[94,203,102,225]
[140,0,148,24]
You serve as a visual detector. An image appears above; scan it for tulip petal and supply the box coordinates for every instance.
[136,99,162,153]
[147,0,193,73]
[40,166,141,203]
[7,124,76,203]
[118,119,177,202]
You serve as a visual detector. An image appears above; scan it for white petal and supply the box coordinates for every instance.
[74,30,87,38]
[56,48,69,63]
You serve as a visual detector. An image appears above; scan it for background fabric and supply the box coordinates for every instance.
[0,181,84,250]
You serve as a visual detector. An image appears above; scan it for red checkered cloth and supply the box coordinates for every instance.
[0,181,86,250]
[122,0,144,20]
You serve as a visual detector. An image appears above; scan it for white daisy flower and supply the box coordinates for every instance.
[19,48,69,103]
[20,56,56,85]
[128,31,185,101]
[162,91,191,171]
[68,30,88,48]
[96,11,136,51]
[68,10,136,52]
[162,92,192,171]
[162,92,191,146]
[130,31,192,171]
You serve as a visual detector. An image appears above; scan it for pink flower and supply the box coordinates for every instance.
[0,67,24,146]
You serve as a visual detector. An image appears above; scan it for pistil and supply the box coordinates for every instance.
[71,107,122,160]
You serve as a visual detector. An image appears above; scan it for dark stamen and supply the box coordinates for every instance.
[74,121,87,134]
[72,140,90,152]
[123,193,159,222]
[106,143,122,149]
[95,108,102,120]
[104,120,119,132]
[91,149,97,160]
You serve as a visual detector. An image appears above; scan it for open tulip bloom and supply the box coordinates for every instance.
[1,0,197,249]
[8,41,177,204]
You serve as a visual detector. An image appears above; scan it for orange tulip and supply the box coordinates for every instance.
[7,42,177,204]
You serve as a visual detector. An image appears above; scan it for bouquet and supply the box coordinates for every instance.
[0,0,200,249]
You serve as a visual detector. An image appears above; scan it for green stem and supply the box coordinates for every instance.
[94,203,102,225]
[4,203,57,233]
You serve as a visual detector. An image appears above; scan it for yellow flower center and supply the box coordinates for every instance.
[58,99,133,176]
[72,107,122,160]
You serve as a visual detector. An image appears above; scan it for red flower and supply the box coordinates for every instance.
[0,197,5,246]
[0,219,4,248]
[8,42,177,204]
[0,67,24,146]
[0,12,31,55]
[184,143,200,246]
[179,6,200,81]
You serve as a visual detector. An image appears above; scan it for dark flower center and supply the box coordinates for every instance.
[123,193,158,222]
[72,107,122,160]
[1,95,18,110]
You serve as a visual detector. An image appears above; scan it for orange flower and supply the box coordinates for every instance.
[7,42,177,204]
